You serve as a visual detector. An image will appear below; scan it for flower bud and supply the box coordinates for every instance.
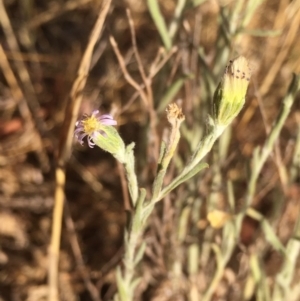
[213,56,251,126]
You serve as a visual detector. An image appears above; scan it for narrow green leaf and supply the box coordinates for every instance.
[158,78,184,113]
[157,75,193,113]
[134,242,146,265]
[174,162,209,187]
[130,277,142,292]
[159,162,208,200]
[147,0,172,50]
[261,219,286,255]
[132,188,146,233]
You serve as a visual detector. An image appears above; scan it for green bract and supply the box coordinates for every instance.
[93,125,126,163]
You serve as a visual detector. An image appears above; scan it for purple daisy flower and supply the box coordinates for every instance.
[74,110,117,148]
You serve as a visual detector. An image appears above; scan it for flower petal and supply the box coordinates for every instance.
[99,114,117,126]
[87,136,95,148]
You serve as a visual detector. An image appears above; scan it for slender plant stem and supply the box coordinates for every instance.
[117,189,146,301]
[245,74,300,207]
[155,123,225,203]
[124,144,139,206]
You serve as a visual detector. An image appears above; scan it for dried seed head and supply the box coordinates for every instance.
[166,103,185,126]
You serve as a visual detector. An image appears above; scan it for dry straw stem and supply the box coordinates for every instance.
[0,0,46,134]
[0,45,32,125]
[262,0,287,65]
[48,1,112,300]
[259,2,300,96]
[0,44,49,170]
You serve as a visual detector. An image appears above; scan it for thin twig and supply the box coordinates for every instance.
[126,8,159,161]
[117,47,177,116]
[149,46,178,78]
[126,9,149,95]
[64,203,101,301]
[0,0,49,170]
[149,47,165,76]
[0,45,31,123]
[109,35,149,107]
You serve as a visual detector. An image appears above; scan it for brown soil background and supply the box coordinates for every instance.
[0,0,300,300]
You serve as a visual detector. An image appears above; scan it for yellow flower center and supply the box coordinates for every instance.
[82,115,99,135]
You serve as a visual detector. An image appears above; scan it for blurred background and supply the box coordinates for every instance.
[0,0,300,300]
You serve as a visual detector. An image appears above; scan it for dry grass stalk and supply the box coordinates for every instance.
[48,0,112,300]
